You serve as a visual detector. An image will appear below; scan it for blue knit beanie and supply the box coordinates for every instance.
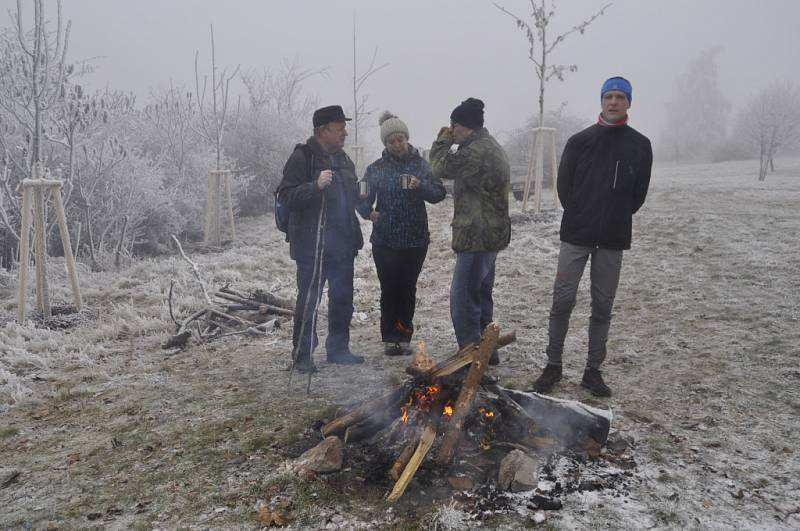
[601,76,632,104]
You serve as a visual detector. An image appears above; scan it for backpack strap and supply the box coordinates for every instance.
[294,143,316,183]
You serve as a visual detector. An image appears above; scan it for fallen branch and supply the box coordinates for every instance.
[171,234,212,306]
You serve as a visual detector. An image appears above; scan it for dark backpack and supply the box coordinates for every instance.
[275,144,314,235]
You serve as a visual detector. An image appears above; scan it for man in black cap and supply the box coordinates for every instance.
[531,76,652,397]
[430,98,511,363]
[276,105,365,373]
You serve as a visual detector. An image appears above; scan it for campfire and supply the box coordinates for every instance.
[305,322,613,504]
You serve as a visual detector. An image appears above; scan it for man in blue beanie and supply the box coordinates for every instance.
[531,76,652,397]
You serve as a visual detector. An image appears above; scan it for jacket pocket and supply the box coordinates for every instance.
[483,217,510,250]
[610,160,633,193]
[451,215,474,251]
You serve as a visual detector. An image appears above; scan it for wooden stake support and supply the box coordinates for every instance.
[204,169,235,246]
[521,127,560,213]
[17,174,82,321]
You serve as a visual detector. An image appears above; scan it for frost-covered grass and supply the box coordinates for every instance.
[2,157,800,529]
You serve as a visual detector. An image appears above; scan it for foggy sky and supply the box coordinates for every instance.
[3,0,800,151]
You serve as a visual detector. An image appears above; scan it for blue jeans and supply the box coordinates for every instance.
[292,256,354,361]
[450,251,498,349]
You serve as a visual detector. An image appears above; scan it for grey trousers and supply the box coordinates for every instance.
[545,241,623,370]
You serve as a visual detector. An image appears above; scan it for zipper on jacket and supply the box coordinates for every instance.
[613,160,620,190]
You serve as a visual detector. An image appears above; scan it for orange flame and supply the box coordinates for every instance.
[400,384,443,424]
[478,407,496,419]
[443,402,454,417]
[400,396,413,424]
[414,340,434,371]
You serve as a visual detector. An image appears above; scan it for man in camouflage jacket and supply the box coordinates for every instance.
[430,98,511,362]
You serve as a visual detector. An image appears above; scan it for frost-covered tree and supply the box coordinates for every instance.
[735,81,800,181]
[494,0,611,129]
[660,49,730,163]
[232,60,324,215]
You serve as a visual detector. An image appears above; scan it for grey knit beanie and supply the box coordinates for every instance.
[379,111,409,144]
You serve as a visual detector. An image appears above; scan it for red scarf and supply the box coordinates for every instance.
[598,113,628,127]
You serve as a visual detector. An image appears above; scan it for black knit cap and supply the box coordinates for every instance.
[450,97,485,130]
[312,105,352,127]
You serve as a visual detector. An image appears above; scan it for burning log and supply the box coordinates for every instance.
[388,427,422,481]
[343,393,409,443]
[321,385,408,438]
[386,422,438,503]
[437,323,500,465]
[498,388,612,449]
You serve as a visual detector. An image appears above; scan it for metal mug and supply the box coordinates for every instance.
[399,174,412,189]
[358,179,369,198]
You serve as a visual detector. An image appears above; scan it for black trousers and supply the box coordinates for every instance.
[372,245,428,343]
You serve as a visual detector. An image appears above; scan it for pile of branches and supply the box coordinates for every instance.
[163,284,294,349]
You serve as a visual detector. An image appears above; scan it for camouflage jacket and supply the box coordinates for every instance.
[430,128,511,253]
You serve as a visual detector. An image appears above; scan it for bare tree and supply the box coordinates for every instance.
[194,24,240,171]
[0,0,82,253]
[0,0,71,174]
[737,82,800,181]
[494,0,611,129]
[351,12,388,148]
[141,84,199,190]
[241,58,327,121]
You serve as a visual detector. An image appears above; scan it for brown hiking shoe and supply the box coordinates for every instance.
[531,364,562,393]
[581,368,611,397]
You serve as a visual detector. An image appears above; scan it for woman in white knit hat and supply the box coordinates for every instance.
[357,111,447,356]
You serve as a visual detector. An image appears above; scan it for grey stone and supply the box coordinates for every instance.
[498,449,539,492]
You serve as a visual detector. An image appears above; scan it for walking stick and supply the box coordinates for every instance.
[287,193,327,394]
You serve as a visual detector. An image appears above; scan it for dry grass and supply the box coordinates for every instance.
[2,157,800,529]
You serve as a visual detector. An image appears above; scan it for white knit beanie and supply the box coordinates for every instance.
[379,111,410,144]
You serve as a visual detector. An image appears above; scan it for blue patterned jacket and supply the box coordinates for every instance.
[357,145,446,249]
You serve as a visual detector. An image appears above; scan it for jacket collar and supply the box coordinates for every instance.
[382,143,421,163]
[307,136,339,158]
[458,127,488,149]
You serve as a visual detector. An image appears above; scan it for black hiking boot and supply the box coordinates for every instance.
[294,357,318,374]
[531,363,562,393]
[327,350,365,365]
[384,342,413,356]
[581,367,612,397]
[397,342,413,356]
[489,349,500,365]
[384,342,402,356]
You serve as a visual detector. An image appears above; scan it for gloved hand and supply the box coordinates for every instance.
[437,126,454,142]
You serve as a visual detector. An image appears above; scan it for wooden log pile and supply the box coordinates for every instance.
[162,284,294,348]
[317,322,612,503]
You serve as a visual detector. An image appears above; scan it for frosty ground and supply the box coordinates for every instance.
[1,157,799,530]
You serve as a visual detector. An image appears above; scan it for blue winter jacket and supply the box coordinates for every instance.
[357,145,446,249]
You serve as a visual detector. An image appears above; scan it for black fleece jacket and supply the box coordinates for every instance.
[557,123,652,250]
